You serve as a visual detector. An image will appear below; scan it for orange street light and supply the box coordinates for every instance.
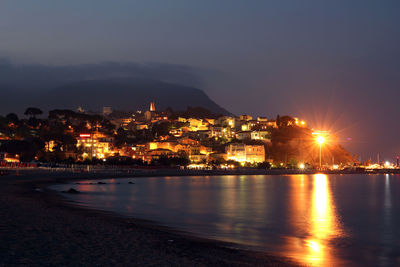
[316,135,325,145]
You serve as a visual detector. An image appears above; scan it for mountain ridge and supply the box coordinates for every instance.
[0,78,232,116]
[0,60,231,116]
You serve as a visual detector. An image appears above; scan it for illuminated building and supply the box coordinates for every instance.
[0,152,20,163]
[189,154,207,163]
[178,137,200,146]
[146,138,212,163]
[147,148,175,160]
[177,118,211,131]
[136,123,149,130]
[119,144,150,162]
[293,117,307,127]
[239,115,253,121]
[109,117,134,128]
[251,130,271,141]
[241,119,276,131]
[147,141,177,151]
[187,130,210,141]
[187,118,209,131]
[205,118,215,125]
[236,116,254,131]
[77,106,85,113]
[210,126,233,138]
[257,117,268,122]
[77,133,114,159]
[266,120,277,128]
[199,145,212,155]
[216,116,235,128]
[45,140,56,152]
[150,102,156,112]
[169,129,183,137]
[241,123,251,131]
[236,131,252,140]
[187,163,210,170]
[149,138,203,151]
[144,111,152,121]
[103,106,112,116]
[225,143,265,163]
[153,115,168,121]
[0,132,9,140]
[144,102,157,121]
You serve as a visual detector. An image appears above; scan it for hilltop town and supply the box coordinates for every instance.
[0,103,355,169]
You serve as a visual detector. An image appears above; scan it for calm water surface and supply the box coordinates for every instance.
[52,174,400,266]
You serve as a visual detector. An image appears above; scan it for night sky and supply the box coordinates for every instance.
[1,0,400,160]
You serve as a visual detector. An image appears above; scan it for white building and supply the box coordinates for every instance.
[225,143,265,163]
[251,130,271,141]
[236,131,252,140]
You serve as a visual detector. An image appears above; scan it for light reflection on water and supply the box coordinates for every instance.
[279,174,346,266]
[307,174,344,265]
[53,174,400,266]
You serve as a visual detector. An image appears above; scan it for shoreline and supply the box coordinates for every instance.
[0,169,301,266]
[2,166,399,179]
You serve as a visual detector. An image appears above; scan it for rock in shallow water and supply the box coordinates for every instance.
[62,188,80,194]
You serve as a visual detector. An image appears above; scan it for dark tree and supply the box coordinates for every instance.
[6,113,19,124]
[152,155,190,167]
[114,127,128,148]
[48,109,76,120]
[257,162,272,169]
[24,107,43,118]
[152,121,172,137]
[0,138,44,162]
[277,115,295,128]
[276,115,281,127]
[165,107,174,116]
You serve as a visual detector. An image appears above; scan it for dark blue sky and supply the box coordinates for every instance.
[1,0,400,160]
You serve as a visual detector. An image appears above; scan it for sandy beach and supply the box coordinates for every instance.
[0,169,301,266]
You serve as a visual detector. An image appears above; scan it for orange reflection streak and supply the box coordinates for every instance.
[306,174,345,265]
[289,175,309,230]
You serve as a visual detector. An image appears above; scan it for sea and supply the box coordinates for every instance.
[51,174,400,266]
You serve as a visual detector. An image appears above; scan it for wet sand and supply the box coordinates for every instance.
[0,169,301,266]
